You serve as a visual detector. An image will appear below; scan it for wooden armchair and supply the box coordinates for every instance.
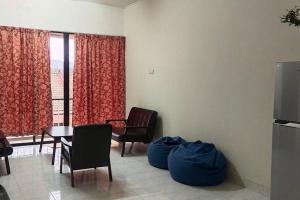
[60,124,112,187]
[0,131,13,175]
[106,107,158,157]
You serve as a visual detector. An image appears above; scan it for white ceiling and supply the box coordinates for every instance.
[75,0,140,8]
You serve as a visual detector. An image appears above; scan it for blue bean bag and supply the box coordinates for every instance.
[168,141,227,186]
[148,136,186,169]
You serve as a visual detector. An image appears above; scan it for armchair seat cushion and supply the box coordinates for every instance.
[112,127,149,142]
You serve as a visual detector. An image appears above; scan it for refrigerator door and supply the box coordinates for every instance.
[274,62,300,123]
[271,123,300,200]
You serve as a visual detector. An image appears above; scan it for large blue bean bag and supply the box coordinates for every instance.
[148,136,186,169]
[168,141,227,186]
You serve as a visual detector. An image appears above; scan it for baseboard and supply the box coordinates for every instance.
[228,175,270,197]
[225,161,270,197]
[244,179,270,197]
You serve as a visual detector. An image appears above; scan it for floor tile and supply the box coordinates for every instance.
[0,145,269,200]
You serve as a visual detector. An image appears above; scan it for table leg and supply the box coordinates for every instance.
[52,139,57,165]
[5,156,10,175]
[39,131,45,153]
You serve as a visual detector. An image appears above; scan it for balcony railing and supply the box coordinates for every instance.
[52,98,73,126]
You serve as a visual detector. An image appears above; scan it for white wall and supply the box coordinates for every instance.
[125,0,300,192]
[0,0,124,35]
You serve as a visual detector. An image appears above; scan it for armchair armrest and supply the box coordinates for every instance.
[106,119,127,124]
[61,137,72,148]
[61,137,72,160]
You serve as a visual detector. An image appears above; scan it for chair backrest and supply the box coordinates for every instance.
[71,124,112,170]
[127,107,158,142]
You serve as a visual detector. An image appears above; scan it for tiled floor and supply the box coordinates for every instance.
[0,143,269,200]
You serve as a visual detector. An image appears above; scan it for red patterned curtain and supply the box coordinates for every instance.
[73,34,125,125]
[0,26,53,136]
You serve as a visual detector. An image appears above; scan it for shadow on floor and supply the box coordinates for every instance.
[110,142,148,157]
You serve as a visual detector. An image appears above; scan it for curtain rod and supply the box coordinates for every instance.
[50,30,74,35]
[1,25,124,37]
[49,30,125,37]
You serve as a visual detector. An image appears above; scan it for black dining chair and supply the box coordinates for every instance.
[60,124,112,187]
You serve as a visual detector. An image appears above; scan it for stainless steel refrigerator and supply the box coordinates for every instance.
[271,61,300,200]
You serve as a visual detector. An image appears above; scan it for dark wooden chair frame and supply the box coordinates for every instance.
[60,138,113,187]
[0,132,12,175]
[1,155,10,175]
[106,119,150,157]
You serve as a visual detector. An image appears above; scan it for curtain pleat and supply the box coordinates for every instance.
[0,26,53,136]
[73,34,125,126]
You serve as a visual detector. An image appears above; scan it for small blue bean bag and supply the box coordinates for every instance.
[148,136,186,169]
[168,141,227,186]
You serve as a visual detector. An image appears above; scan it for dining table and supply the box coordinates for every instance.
[39,126,73,165]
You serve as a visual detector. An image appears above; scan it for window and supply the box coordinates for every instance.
[69,35,74,125]
[50,34,64,126]
[50,33,74,126]
[8,32,74,146]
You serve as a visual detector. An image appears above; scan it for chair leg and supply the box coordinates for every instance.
[51,139,57,165]
[39,131,45,153]
[71,169,75,187]
[108,158,112,182]
[60,145,63,173]
[129,142,134,152]
[60,157,63,174]
[121,142,126,157]
[4,156,10,175]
